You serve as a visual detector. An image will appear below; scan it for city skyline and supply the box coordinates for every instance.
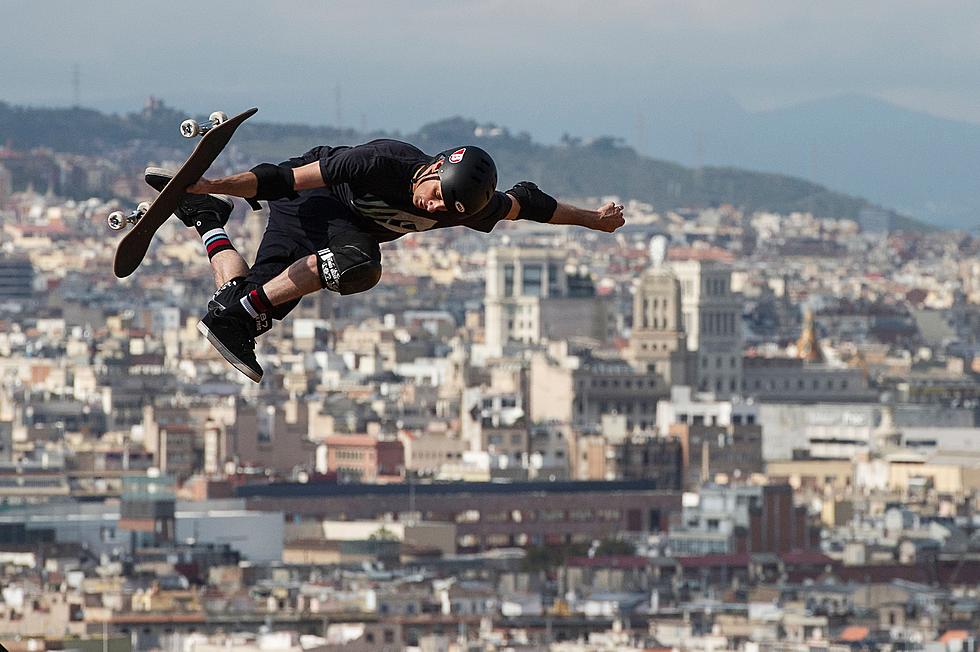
[1,3,980,648]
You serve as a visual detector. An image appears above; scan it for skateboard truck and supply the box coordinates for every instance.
[107,202,151,231]
[179,111,229,139]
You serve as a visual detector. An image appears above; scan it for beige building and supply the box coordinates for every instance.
[887,452,980,495]
[530,345,667,432]
[398,430,468,475]
[766,459,855,494]
[484,246,614,353]
[628,263,691,386]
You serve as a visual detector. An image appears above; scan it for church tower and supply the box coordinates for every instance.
[628,237,690,385]
[796,308,825,363]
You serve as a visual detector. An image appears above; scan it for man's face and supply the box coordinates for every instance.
[412,161,447,213]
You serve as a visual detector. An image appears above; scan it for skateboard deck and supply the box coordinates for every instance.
[112,107,258,278]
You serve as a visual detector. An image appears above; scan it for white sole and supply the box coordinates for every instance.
[197,321,262,383]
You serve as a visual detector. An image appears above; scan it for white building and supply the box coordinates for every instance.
[670,259,744,397]
[655,386,759,438]
[484,246,614,353]
[0,499,284,563]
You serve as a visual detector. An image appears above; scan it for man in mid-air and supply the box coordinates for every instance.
[148,139,625,382]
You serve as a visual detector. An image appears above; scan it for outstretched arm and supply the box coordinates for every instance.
[545,201,625,233]
[187,161,325,196]
[505,182,625,233]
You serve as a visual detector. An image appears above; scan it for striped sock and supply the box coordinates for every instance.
[201,228,235,260]
[240,286,273,320]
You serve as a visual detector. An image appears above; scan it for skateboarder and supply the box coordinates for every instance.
[154,139,626,382]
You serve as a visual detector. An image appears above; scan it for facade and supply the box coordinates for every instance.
[572,357,667,432]
[656,386,759,437]
[605,435,684,489]
[628,264,691,386]
[668,422,765,489]
[321,435,404,482]
[239,480,682,552]
[742,356,875,403]
[531,348,668,432]
[755,403,877,461]
[670,259,744,397]
[0,497,283,562]
[668,483,813,556]
[484,246,613,352]
[398,431,468,475]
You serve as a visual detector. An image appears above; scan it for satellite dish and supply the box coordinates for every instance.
[649,235,668,267]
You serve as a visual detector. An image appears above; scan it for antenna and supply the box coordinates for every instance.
[694,130,704,189]
[334,83,342,128]
[71,63,80,107]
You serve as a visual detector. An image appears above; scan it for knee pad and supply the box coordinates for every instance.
[316,244,382,295]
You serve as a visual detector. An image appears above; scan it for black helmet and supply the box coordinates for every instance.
[436,146,497,215]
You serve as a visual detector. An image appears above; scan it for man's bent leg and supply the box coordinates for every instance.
[263,254,324,306]
[262,235,382,305]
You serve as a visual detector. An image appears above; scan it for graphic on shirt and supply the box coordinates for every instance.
[449,148,466,164]
[351,195,439,234]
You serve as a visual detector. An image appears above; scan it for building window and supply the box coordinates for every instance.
[522,264,543,296]
[503,264,514,297]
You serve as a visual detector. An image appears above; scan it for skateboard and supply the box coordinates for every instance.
[109,107,258,278]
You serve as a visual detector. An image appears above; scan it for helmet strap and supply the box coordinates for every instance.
[411,161,443,192]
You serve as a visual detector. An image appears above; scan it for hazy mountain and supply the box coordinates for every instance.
[636,93,978,229]
[0,99,928,229]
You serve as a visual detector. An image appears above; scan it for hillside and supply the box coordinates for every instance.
[0,101,919,227]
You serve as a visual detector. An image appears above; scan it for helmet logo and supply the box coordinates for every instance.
[455,201,465,213]
[449,148,466,164]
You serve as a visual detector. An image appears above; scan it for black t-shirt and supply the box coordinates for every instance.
[277,139,511,242]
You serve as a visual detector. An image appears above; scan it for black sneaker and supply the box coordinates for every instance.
[144,167,233,229]
[198,307,263,383]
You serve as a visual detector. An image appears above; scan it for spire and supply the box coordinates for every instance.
[796,307,824,363]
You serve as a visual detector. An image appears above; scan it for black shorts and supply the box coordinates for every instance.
[245,193,382,321]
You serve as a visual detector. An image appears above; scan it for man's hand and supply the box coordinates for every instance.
[592,201,625,233]
[186,177,215,194]
[545,200,626,232]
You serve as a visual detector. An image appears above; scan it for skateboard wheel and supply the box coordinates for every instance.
[107,211,127,231]
[136,202,151,217]
[209,111,229,125]
[180,119,200,138]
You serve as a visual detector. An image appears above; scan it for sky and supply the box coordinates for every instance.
[2,0,980,146]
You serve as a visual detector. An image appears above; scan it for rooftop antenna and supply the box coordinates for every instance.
[694,130,705,190]
[71,63,80,107]
[334,83,342,129]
